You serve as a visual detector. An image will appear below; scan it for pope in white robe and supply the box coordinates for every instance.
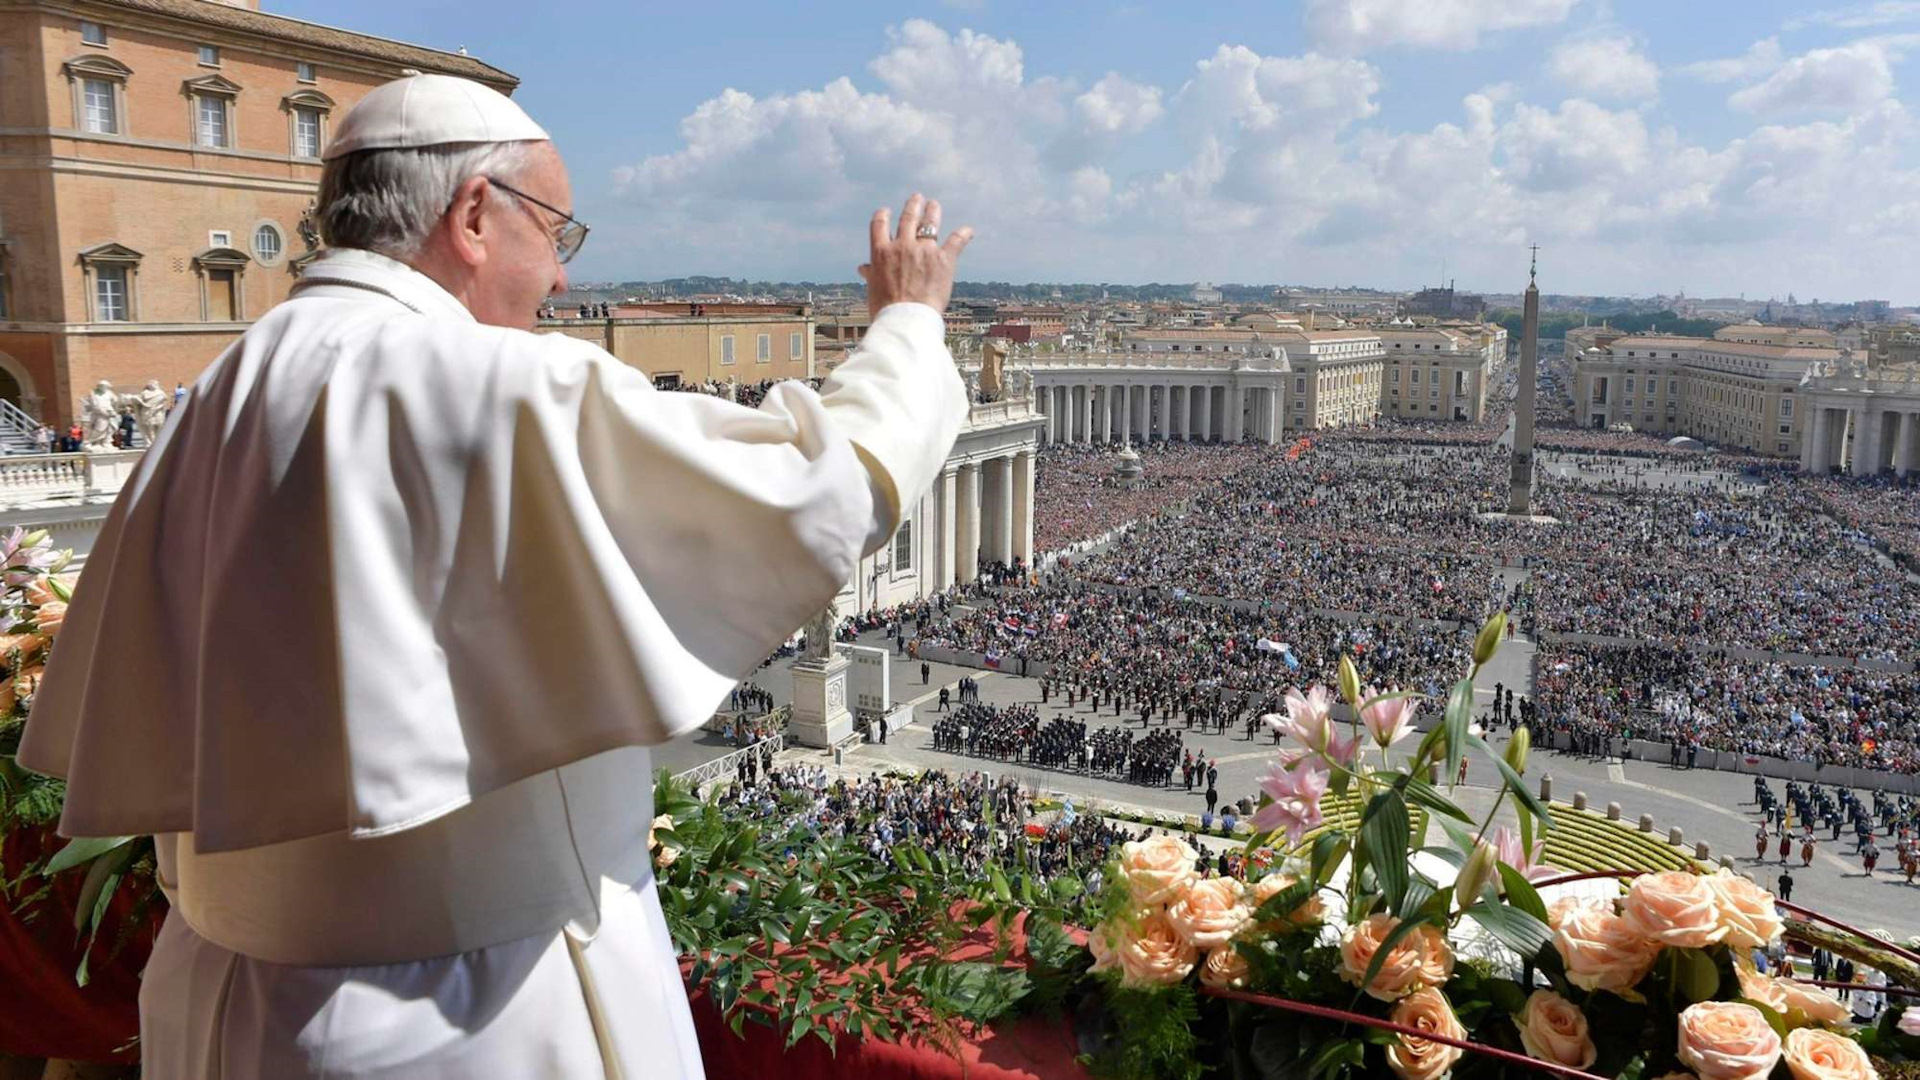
[17,74,973,1079]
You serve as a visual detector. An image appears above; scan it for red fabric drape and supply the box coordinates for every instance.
[0,826,161,1063]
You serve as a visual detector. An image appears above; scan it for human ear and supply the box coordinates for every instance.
[445,175,493,268]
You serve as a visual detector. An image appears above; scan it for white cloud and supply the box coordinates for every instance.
[1728,41,1898,114]
[1785,2,1920,30]
[1177,45,1381,134]
[1073,73,1163,135]
[1546,35,1662,100]
[1306,0,1579,53]
[1679,38,1783,84]
[607,20,1920,299]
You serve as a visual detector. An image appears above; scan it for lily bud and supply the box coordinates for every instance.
[1455,841,1496,910]
[1504,727,1530,776]
[1472,611,1507,668]
[20,530,49,549]
[1338,655,1361,708]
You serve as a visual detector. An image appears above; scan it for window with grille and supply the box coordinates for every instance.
[757,333,770,362]
[253,224,282,264]
[721,335,735,364]
[790,332,802,359]
[196,95,229,148]
[198,45,220,66]
[892,518,913,571]
[293,108,321,157]
[297,61,316,82]
[95,267,129,321]
[81,21,107,45]
[82,78,116,133]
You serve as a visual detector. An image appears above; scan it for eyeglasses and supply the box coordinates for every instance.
[485,176,590,264]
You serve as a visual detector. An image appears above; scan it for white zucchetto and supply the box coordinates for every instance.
[322,73,550,160]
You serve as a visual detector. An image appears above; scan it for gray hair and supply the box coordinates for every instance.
[316,141,535,261]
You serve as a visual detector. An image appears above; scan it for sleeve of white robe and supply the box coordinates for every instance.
[543,300,964,685]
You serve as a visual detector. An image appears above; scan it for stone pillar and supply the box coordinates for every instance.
[1264,388,1282,444]
[1012,449,1035,566]
[1896,411,1916,479]
[1808,407,1832,473]
[1171,386,1186,440]
[1198,385,1212,443]
[979,458,1002,565]
[1160,384,1173,440]
[1228,386,1244,442]
[1801,407,1822,472]
[1849,408,1875,476]
[1119,385,1132,445]
[957,462,980,583]
[1085,384,1097,442]
[990,456,1015,565]
[1095,386,1110,444]
[936,467,956,590]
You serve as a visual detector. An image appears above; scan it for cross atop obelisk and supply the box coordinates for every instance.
[1507,246,1540,516]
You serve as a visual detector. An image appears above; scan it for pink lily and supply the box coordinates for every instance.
[1282,685,1335,752]
[1359,689,1419,748]
[1489,825,1557,882]
[1253,755,1330,846]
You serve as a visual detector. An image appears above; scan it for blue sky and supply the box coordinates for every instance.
[277,0,1920,300]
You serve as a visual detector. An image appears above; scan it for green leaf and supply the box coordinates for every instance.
[1675,948,1721,1005]
[1496,864,1550,924]
[1464,901,1552,961]
[988,864,1011,903]
[1442,678,1474,787]
[1517,802,1535,864]
[1251,879,1313,924]
[1740,998,1789,1040]
[1361,792,1410,914]
[1310,832,1348,886]
[44,835,134,876]
[1469,732,1554,827]
[1402,772,1474,824]
[759,918,791,946]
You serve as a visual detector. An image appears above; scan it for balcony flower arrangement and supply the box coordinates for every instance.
[1076,612,1885,1080]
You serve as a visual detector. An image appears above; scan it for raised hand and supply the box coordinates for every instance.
[858,193,974,318]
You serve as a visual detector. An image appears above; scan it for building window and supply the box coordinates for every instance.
[193,246,250,321]
[1777,441,1790,453]
[78,242,141,322]
[721,335,735,365]
[293,107,321,157]
[892,517,913,572]
[80,20,107,45]
[82,78,116,133]
[95,267,128,321]
[1295,377,1305,394]
[1779,424,1791,435]
[756,333,770,363]
[297,61,317,83]
[1391,368,1400,383]
[63,55,132,136]
[282,89,335,159]
[252,223,283,265]
[653,373,681,389]
[789,331,802,360]
[1780,398,1793,417]
[198,44,220,66]
[196,93,230,147]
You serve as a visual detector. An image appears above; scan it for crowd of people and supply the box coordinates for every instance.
[1032,442,1252,556]
[661,376,825,409]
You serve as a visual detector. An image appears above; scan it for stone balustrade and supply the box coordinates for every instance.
[0,450,144,510]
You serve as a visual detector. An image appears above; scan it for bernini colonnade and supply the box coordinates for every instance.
[1023,352,1292,447]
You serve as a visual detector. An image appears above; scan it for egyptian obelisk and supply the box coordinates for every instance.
[1507,247,1539,516]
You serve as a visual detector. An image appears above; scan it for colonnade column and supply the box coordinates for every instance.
[1227,386,1244,442]
[935,467,957,590]
[1806,406,1831,473]
[1012,450,1035,569]
[1849,408,1875,476]
[1119,385,1132,445]
[991,456,1015,565]
[1896,412,1916,478]
[956,462,980,583]
[1171,386,1185,440]
[1197,385,1212,443]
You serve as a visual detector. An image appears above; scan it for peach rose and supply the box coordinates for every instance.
[1734,963,1788,1014]
[1386,988,1466,1080]
[648,814,678,868]
[1782,1028,1876,1080]
[1414,925,1455,988]
[1199,946,1250,990]
[1552,897,1661,995]
[1119,835,1200,906]
[1777,980,1850,1028]
[1167,877,1251,949]
[1517,989,1598,1071]
[1625,871,1730,949]
[32,601,64,640]
[1677,1002,1783,1080]
[1089,921,1120,974]
[1114,911,1199,987]
[1705,870,1784,949]
[0,632,40,662]
[1341,914,1445,1001]
[1250,873,1325,929]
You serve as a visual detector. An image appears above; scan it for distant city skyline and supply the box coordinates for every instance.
[279,0,1920,301]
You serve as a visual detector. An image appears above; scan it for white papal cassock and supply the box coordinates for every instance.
[18,247,967,1078]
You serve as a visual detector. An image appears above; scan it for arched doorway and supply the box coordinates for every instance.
[0,350,44,425]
